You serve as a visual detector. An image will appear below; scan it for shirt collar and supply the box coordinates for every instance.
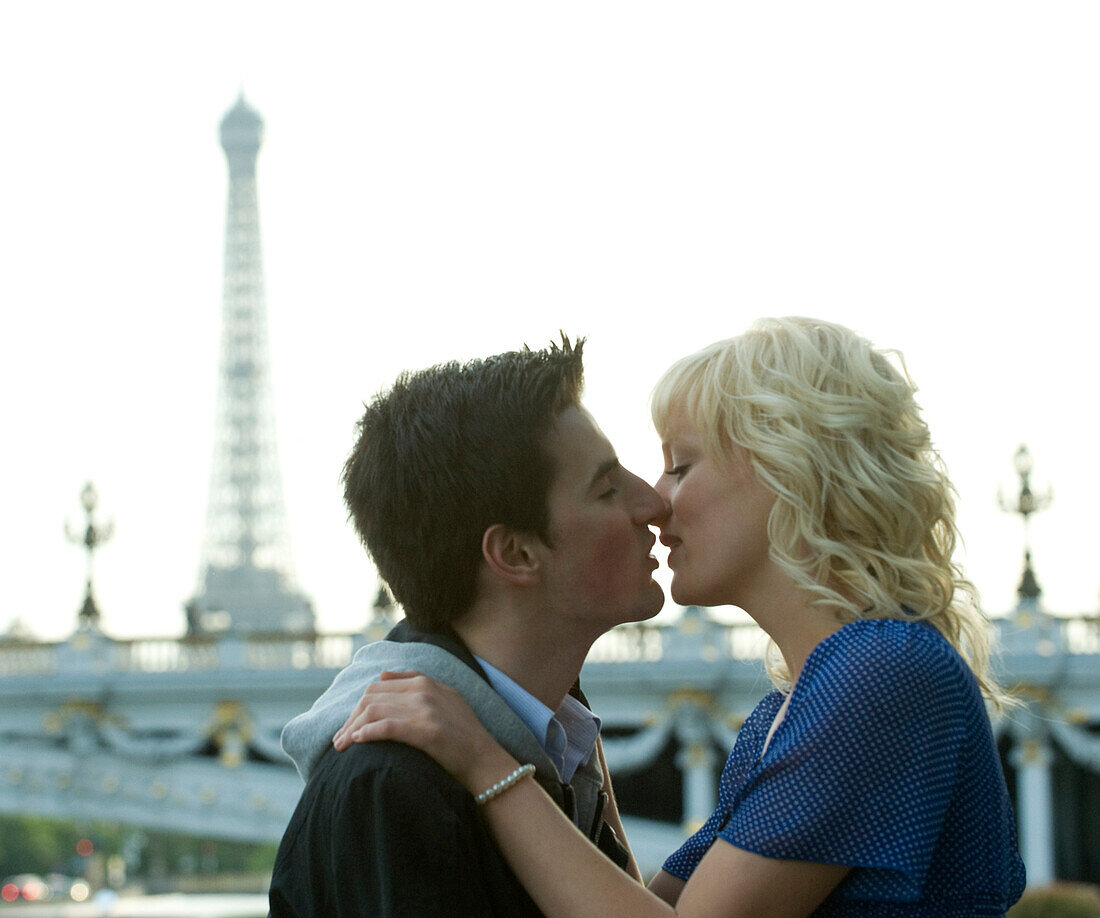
[473,656,600,783]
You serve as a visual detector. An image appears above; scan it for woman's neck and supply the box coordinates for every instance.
[744,573,847,684]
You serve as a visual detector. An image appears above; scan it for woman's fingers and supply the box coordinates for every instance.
[333,695,370,749]
[329,671,497,789]
[333,670,431,748]
[335,693,427,748]
[333,673,447,748]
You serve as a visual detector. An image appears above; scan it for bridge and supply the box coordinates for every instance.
[3,602,1099,881]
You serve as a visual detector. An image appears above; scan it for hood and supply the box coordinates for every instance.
[280,623,565,793]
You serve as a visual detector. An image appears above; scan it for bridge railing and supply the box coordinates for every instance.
[109,634,372,673]
[1,613,1097,679]
[113,639,221,673]
[1065,617,1100,655]
[585,617,769,664]
[0,642,56,677]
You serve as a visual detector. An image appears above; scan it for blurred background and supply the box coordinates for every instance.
[1,1,1098,912]
[2,0,1098,643]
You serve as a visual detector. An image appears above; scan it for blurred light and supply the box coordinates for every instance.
[80,482,98,513]
[1013,444,1034,478]
[1,884,18,902]
[22,880,44,901]
[76,838,94,857]
[70,881,91,902]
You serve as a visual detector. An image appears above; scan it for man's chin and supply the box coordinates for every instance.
[632,584,665,622]
[598,584,665,630]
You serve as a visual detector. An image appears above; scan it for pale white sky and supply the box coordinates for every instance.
[2,2,1098,641]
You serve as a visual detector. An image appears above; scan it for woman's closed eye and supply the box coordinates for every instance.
[665,464,689,479]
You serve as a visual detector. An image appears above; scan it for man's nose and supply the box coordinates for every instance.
[634,476,669,525]
[653,471,671,503]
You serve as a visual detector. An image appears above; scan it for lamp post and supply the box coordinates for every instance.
[997,446,1056,885]
[65,482,114,630]
[998,445,1052,603]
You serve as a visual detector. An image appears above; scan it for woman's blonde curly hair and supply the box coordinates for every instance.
[651,316,1011,709]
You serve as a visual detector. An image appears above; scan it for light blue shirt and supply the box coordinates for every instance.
[474,656,601,786]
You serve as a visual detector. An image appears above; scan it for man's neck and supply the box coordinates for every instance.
[453,609,594,711]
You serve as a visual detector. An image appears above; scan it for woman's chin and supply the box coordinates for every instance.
[670,577,727,609]
[669,581,697,607]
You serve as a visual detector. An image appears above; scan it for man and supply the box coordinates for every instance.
[268,338,666,917]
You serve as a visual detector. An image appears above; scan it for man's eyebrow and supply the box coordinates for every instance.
[589,458,621,490]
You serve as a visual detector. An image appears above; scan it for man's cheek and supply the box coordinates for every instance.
[582,533,637,597]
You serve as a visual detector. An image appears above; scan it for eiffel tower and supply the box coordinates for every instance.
[188,94,313,635]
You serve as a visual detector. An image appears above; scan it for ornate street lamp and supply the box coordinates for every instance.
[65,482,114,630]
[998,445,1052,603]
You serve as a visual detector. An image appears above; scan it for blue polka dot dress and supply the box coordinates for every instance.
[662,619,1026,916]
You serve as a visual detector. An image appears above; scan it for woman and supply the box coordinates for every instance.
[336,317,1026,917]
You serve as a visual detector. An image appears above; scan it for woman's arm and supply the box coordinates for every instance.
[476,778,848,918]
[335,672,849,918]
[649,871,686,906]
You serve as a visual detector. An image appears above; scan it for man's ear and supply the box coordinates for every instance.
[482,524,541,586]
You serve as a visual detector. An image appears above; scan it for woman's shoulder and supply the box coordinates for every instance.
[779,618,981,759]
[802,617,975,704]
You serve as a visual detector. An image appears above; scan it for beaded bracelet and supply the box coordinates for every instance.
[475,763,536,806]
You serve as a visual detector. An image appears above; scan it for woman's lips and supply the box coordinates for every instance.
[658,533,680,565]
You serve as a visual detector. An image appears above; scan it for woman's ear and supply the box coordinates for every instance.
[482,524,541,586]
